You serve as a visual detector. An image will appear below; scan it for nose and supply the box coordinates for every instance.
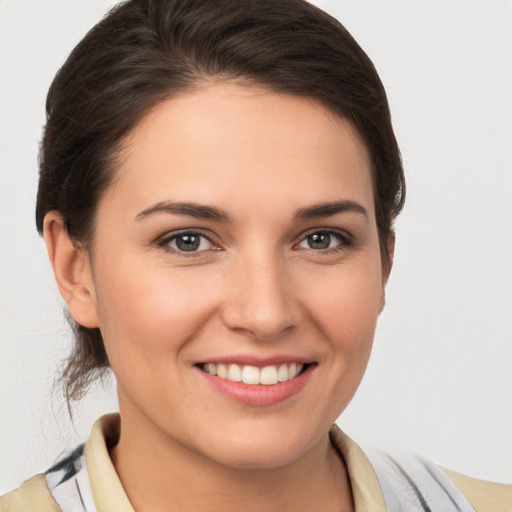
[221,252,301,341]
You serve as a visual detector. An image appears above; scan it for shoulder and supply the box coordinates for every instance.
[366,447,512,512]
[442,467,512,512]
[0,474,61,512]
[329,424,511,512]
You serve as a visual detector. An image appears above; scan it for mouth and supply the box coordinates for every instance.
[194,354,318,407]
[198,362,308,385]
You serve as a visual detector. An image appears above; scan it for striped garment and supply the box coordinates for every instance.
[45,445,97,512]
[4,415,501,511]
[42,438,477,512]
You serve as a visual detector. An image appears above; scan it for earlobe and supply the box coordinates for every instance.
[43,211,99,328]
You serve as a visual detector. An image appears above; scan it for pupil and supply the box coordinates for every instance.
[176,235,200,251]
[308,233,330,249]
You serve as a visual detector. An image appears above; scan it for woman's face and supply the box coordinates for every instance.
[85,83,387,468]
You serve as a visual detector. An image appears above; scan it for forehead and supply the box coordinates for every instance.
[104,83,375,221]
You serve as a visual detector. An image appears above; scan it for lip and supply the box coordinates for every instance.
[195,362,316,406]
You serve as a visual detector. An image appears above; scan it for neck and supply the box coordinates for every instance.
[110,408,353,512]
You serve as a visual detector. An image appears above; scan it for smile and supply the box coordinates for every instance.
[200,362,305,385]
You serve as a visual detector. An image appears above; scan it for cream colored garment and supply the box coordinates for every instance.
[331,426,512,512]
[1,413,511,511]
[0,474,61,512]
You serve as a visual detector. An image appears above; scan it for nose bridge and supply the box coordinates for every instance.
[222,245,299,340]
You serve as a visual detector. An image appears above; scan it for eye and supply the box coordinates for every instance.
[296,230,351,251]
[159,231,216,254]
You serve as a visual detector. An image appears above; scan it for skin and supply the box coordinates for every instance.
[45,83,391,512]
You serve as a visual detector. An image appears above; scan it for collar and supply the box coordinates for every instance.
[329,424,386,511]
[85,414,386,511]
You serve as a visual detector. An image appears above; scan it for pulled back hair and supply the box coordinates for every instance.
[36,0,405,403]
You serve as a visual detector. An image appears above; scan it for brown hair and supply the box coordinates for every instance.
[36,0,405,403]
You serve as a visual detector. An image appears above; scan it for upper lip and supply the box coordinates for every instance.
[196,354,315,368]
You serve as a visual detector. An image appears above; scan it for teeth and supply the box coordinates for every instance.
[202,362,305,385]
[260,366,279,385]
[217,363,228,379]
[227,364,242,382]
[242,365,260,384]
[277,364,289,382]
[289,362,297,379]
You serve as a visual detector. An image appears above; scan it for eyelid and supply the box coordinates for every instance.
[155,227,354,255]
[156,228,221,255]
[293,228,354,251]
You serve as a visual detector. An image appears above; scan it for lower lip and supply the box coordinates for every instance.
[197,365,315,406]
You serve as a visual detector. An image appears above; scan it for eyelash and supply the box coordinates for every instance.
[157,228,353,258]
[157,230,219,257]
[295,229,354,254]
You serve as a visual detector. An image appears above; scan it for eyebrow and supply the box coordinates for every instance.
[135,201,230,222]
[135,199,368,223]
[294,200,368,221]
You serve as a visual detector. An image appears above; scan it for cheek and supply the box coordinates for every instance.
[93,261,219,371]
[302,261,383,394]
[303,262,383,340]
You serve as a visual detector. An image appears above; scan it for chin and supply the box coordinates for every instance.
[208,444,307,470]
[193,420,323,470]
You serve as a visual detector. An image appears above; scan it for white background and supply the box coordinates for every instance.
[1,0,510,493]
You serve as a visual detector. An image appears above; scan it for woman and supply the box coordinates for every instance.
[1,0,510,510]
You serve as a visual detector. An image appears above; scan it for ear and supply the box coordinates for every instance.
[379,231,396,313]
[43,211,99,328]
